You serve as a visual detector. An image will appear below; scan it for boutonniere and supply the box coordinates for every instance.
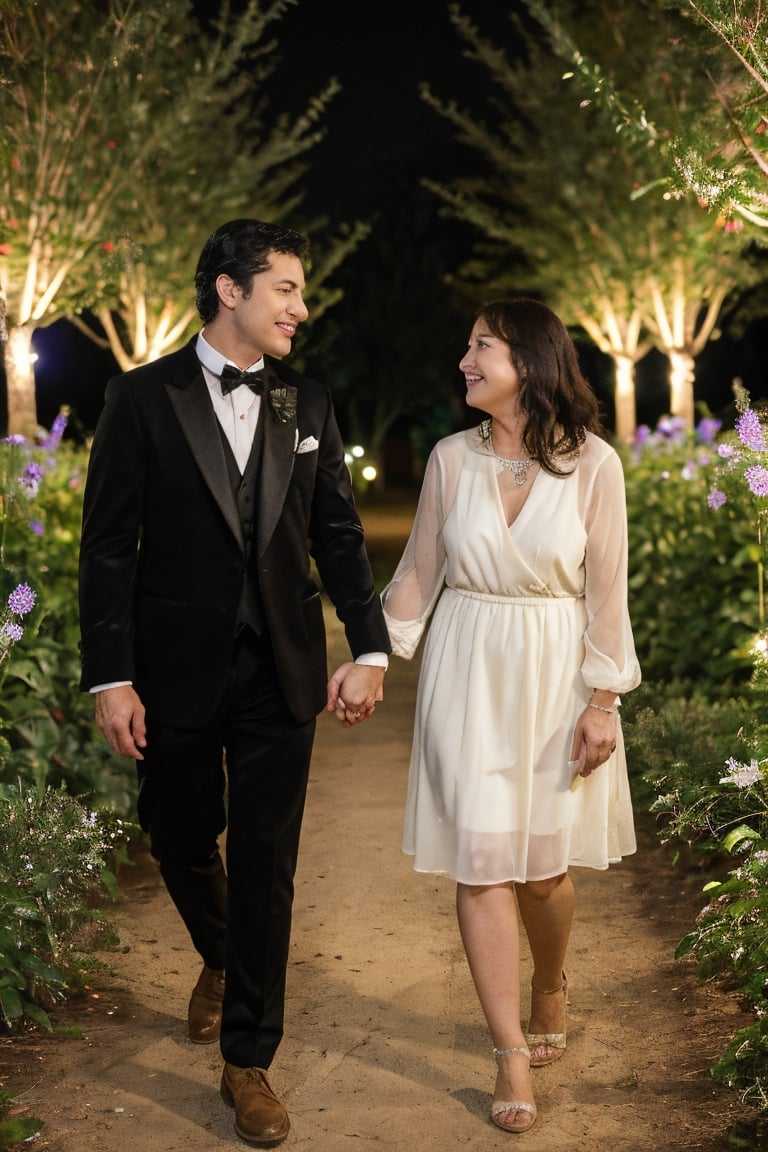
[267,387,296,424]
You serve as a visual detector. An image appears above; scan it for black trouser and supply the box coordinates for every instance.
[136,629,315,1069]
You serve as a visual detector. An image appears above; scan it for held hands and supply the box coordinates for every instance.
[326,662,385,727]
[569,703,617,781]
[94,684,147,759]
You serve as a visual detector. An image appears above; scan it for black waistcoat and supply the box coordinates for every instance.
[217,414,265,636]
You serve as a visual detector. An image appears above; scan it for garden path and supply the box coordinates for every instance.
[0,504,758,1152]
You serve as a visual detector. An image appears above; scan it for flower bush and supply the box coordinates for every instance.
[0,418,136,1034]
[621,411,757,696]
[0,780,126,1033]
[0,423,136,811]
[622,396,768,1116]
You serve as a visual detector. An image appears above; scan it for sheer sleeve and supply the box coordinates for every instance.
[380,443,449,659]
[581,447,641,695]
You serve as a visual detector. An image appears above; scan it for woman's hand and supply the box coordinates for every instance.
[569,704,617,779]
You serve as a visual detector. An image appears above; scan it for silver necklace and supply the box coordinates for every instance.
[488,431,534,486]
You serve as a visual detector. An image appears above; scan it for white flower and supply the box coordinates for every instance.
[720,757,763,788]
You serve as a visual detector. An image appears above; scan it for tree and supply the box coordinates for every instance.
[562,0,768,231]
[0,0,355,437]
[419,0,760,436]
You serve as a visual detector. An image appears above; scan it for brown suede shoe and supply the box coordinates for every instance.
[220,1063,290,1147]
[187,964,225,1044]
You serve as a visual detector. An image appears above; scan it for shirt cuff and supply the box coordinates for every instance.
[354,652,389,668]
[89,681,132,693]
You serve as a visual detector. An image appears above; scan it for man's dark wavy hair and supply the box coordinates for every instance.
[194,219,311,324]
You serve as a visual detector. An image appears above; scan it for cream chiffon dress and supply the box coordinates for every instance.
[381,426,641,885]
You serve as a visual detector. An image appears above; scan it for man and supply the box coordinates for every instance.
[79,219,389,1147]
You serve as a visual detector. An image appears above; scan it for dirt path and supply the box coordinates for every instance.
[0,520,757,1150]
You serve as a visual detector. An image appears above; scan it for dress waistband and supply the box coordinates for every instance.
[448,585,581,605]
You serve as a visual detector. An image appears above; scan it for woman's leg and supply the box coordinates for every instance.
[456,882,535,1127]
[515,872,574,1058]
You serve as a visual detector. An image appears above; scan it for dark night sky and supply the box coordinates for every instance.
[263,0,517,218]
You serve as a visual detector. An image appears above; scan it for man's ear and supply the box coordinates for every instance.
[215,274,238,311]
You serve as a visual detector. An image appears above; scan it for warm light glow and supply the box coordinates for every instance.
[29,352,39,364]
[350,445,365,458]
[752,633,768,656]
[344,452,353,465]
[361,465,377,481]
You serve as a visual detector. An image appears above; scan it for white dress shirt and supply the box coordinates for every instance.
[196,330,264,473]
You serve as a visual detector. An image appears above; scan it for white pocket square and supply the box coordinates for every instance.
[296,435,319,454]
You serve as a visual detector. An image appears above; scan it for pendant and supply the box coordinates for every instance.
[493,456,534,485]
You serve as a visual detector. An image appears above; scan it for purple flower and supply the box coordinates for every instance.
[696,417,722,444]
[708,489,727,509]
[2,434,26,445]
[17,460,45,497]
[735,408,767,451]
[634,425,651,445]
[745,465,768,496]
[39,411,68,451]
[2,621,24,643]
[28,520,44,537]
[718,443,739,459]
[656,415,687,442]
[7,583,36,616]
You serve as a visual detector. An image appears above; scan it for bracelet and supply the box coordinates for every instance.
[587,701,617,714]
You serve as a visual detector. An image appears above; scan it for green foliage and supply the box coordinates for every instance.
[0,428,136,810]
[545,0,768,231]
[620,398,768,1116]
[0,1086,43,1150]
[0,422,136,1035]
[621,680,752,816]
[622,417,758,693]
[0,780,127,1033]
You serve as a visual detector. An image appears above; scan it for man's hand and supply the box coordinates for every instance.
[326,662,385,726]
[94,685,147,759]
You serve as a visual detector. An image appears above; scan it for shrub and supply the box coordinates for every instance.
[0,780,126,1032]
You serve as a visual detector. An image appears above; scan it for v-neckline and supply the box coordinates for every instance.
[493,462,542,529]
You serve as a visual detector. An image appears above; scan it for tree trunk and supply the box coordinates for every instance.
[612,354,637,445]
[668,349,696,428]
[4,326,38,439]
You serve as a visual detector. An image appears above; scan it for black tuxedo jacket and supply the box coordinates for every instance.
[78,338,390,726]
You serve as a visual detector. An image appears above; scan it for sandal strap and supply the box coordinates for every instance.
[491,1100,536,1119]
[531,969,567,996]
[526,1031,565,1047]
[493,1045,532,1060]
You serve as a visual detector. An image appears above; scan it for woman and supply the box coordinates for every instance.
[381,299,640,1134]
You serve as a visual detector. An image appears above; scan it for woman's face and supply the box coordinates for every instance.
[459,319,520,416]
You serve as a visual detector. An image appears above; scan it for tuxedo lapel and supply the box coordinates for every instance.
[258,361,298,556]
[164,349,245,550]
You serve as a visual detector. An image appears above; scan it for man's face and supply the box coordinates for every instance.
[224,251,309,359]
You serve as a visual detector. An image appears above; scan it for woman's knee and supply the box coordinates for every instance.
[520,872,568,901]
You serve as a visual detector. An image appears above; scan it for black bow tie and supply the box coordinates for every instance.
[219,364,266,396]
